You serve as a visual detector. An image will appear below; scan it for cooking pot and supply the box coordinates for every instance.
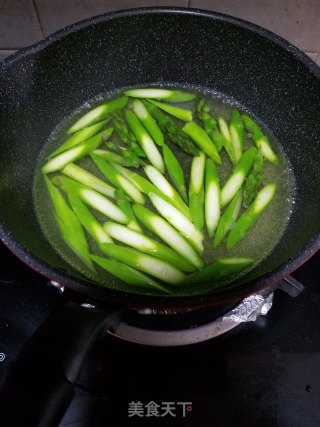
[0,7,319,426]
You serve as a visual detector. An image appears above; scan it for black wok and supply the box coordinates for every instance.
[0,7,319,426]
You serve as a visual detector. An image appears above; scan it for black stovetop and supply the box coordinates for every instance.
[0,241,319,427]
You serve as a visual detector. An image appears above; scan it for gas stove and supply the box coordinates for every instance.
[0,241,319,426]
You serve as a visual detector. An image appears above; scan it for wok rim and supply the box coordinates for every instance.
[0,6,319,309]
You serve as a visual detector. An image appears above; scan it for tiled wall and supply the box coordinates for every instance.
[0,0,319,64]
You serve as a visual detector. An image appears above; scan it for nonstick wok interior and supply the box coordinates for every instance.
[0,8,319,306]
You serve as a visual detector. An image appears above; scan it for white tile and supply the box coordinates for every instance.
[305,52,319,62]
[190,0,320,52]
[0,1,43,48]
[35,0,188,36]
[0,50,18,61]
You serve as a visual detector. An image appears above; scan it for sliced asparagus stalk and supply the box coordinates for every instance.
[93,149,139,167]
[242,114,256,134]
[218,116,236,164]
[221,147,257,208]
[91,154,145,204]
[44,176,94,270]
[42,128,113,174]
[147,99,193,122]
[132,99,164,146]
[211,128,224,152]
[144,165,190,219]
[112,162,189,215]
[115,189,142,232]
[111,163,161,194]
[113,112,146,157]
[100,243,186,285]
[196,98,217,132]
[133,204,204,270]
[68,96,128,134]
[49,118,111,158]
[118,147,142,167]
[143,100,199,155]
[229,110,244,163]
[103,222,195,273]
[213,190,243,247]
[243,115,279,164]
[226,183,277,248]
[125,88,195,102]
[148,192,203,254]
[68,192,112,244]
[62,163,115,198]
[90,255,171,293]
[205,158,221,238]
[125,110,165,172]
[184,257,254,284]
[189,151,206,230]
[243,151,263,208]
[253,126,279,165]
[54,176,128,224]
[182,121,222,165]
[162,144,188,203]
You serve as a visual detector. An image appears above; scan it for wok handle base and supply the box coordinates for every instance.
[0,297,123,427]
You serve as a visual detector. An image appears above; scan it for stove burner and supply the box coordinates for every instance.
[106,277,304,346]
[107,292,274,346]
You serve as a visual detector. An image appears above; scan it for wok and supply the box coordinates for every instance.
[0,7,319,426]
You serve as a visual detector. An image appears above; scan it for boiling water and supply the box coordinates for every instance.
[33,87,294,296]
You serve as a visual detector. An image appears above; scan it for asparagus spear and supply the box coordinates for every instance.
[182,121,222,165]
[68,96,128,134]
[42,128,113,174]
[53,175,129,224]
[44,176,94,270]
[133,204,204,270]
[68,192,112,244]
[111,163,162,194]
[91,154,145,204]
[147,99,192,122]
[243,115,279,164]
[226,183,277,248]
[100,243,186,285]
[162,144,188,203]
[144,165,190,219]
[90,255,171,293]
[119,147,142,167]
[62,163,116,198]
[213,190,243,248]
[205,158,221,238]
[189,151,206,230]
[148,192,204,254]
[211,129,224,152]
[243,151,264,208]
[143,100,199,155]
[253,126,279,165]
[196,98,217,130]
[184,257,254,284]
[125,110,165,172]
[113,112,146,157]
[221,147,257,207]
[49,118,111,158]
[103,222,195,273]
[115,189,141,232]
[218,117,236,164]
[229,110,244,163]
[125,88,195,102]
[132,99,164,146]
[242,114,256,134]
[93,149,140,167]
